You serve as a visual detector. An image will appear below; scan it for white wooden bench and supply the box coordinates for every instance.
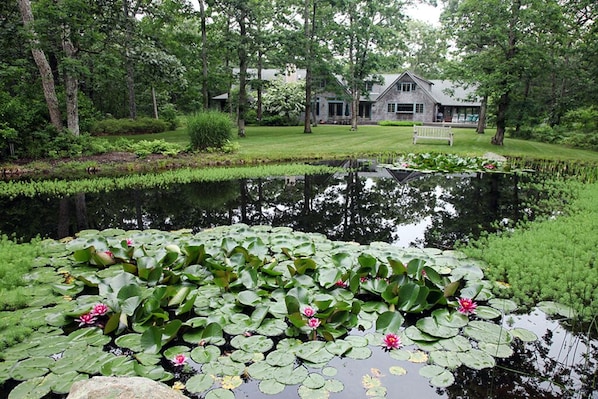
[413,125,453,146]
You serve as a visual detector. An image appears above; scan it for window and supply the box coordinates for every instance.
[328,102,344,117]
[397,103,414,113]
[415,104,424,113]
[365,81,374,91]
[387,103,396,113]
[398,82,416,92]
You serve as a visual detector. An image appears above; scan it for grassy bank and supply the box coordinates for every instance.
[113,124,598,163]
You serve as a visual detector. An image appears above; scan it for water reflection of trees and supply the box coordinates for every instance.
[0,170,544,246]
[441,328,597,399]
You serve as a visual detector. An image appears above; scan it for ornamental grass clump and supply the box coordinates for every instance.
[187,111,233,151]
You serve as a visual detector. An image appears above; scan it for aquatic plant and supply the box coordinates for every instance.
[0,163,340,199]
[0,225,546,398]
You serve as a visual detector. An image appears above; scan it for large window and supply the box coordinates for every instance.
[397,103,414,113]
[387,103,396,113]
[328,102,344,117]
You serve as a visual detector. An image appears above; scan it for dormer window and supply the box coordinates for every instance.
[365,81,374,91]
[398,82,416,92]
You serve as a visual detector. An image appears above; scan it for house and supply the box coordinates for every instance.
[214,69,481,125]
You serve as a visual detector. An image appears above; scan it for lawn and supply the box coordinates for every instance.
[117,124,598,163]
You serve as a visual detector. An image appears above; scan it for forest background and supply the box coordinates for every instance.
[0,0,596,162]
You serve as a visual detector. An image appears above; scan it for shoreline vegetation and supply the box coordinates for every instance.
[2,125,598,181]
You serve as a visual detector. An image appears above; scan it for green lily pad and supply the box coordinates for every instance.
[429,350,463,369]
[537,301,577,318]
[274,365,309,385]
[458,349,496,370]
[346,346,372,360]
[419,365,455,387]
[511,328,538,342]
[205,388,235,399]
[488,298,518,313]
[298,385,329,399]
[463,320,512,345]
[266,350,296,367]
[259,379,286,395]
[416,317,459,338]
[302,373,327,389]
[247,361,276,380]
[7,376,52,399]
[230,335,274,353]
[474,306,502,320]
[10,358,53,381]
[478,342,514,358]
[438,335,472,352]
[186,374,215,394]
[431,308,469,328]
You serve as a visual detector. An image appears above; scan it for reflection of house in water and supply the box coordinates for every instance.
[385,169,425,184]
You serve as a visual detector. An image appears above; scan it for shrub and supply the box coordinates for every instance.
[159,103,179,130]
[187,111,233,151]
[129,139,182,157]
[260,114,299,126]
[90,117,169,136]
[378,120,423,127]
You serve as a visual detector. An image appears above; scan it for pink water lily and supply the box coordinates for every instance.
[303,306,316,318]
[77,313,97,327]
[307,317,321,329]
[457,297,478,315]
[172,354,187,366]
[90,303,109,316]
[382,333,402,350]
[335,280,348,288]
[126,238,134,246]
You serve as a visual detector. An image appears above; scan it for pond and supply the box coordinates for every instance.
[1,160,543,247]
[1,160,595,399]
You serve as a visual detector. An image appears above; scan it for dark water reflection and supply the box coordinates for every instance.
[1,164,538,247]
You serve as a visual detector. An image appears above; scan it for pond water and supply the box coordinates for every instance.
[1,161,596,399]
[1,160,541,247]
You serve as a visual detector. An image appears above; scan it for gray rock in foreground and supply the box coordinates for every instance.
[67,376,189,399]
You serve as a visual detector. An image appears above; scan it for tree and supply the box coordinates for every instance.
[262,78,306,122]
[16,0,63,131]
[331,0,408,131]
[444,0,564,145]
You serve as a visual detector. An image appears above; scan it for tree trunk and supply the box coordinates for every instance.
[151,86,158,119]
[61,23,79,135]
[17,0,63,131]
[491,92,509,145]
[237,10,248,138]
[476,95,487,134]
[350,91,359,131]
[303,0,313,133]
[122,0,137,119]
[200,0,209,109]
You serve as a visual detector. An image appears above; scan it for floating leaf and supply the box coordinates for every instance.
[430,350,462,369]
[409,351,429,363]
[298,385,329,399]
[419,365,455,388]
[389,366,407,376]
[488,298,518,313]
[259,379,286,395]
[322,367,337,377]
[266,350,296,367]
[190,345,220,364]
[303,373,327,389]
[463,321,512,345]
[511,328,538,342]
[346,346,372,360]
[478,342,514,358]
[537,301,577,319]
[362,374,381,389]
[7,376,51,399]
[205,388,235,399]
[416,317,459,338]
[431,308,469,328]
[474,306,502,320]
[458,349,495,370]
[220,375,243,390]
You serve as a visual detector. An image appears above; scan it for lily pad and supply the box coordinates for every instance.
[463,320,512,345]
[259,379,286,395]
[419,365,455,388]
[458,349,496,370]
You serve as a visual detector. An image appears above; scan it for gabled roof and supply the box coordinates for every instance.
[217,68,480,106]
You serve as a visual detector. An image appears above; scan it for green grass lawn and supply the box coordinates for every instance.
[117,124,598,163]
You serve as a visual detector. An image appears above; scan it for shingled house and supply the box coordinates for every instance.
[215,69,481,125]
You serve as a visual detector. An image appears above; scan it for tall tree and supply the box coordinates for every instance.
[16,0,63,131]
[444,0,562,145]
[331,0,407,131]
